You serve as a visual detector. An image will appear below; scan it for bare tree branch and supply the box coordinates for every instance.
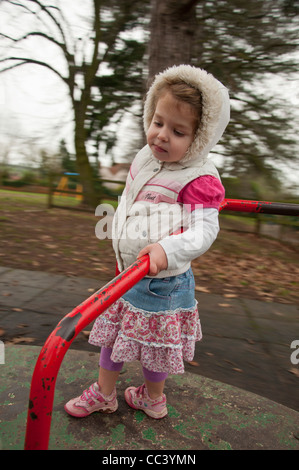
[3,0,74,61]
[1,31,65,52]
[0,56,67,82]
[26,0,68,46]
[5,0,36,15]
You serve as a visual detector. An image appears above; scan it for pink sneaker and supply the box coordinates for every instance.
[64,382,118,418]
[124,384,167,419]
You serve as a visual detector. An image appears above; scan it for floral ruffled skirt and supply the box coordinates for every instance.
[89,268,202,375]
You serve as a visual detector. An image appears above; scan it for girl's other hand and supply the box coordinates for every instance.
[137,243,168,276]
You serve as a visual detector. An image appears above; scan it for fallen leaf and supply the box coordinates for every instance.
[81,331,91,338]
[10,337,35,344]
[224,359,237,366]
[288,368,299,378]
[188,361,200,367]
[195,286,210,293]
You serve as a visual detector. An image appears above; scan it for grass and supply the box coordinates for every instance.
[0,189,77,209]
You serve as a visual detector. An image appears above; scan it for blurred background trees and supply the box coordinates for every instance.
[0,0,298,206]
[0,0,148,206]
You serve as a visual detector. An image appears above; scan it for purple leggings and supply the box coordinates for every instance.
[99,347,168,383]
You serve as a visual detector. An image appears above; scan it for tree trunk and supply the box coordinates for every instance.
[147,0,199,83]
[74,102,99,208]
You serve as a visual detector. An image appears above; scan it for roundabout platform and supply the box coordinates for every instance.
[1,345,298,451]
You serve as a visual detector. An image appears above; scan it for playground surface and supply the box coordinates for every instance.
[0,266,298,450]
[1,344,299,451]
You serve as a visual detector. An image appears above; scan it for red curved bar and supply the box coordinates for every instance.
[24,255,150,450]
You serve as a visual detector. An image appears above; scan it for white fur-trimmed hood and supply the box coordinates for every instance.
[143,65,230,164]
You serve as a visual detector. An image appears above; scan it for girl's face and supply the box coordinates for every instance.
[147,91,197,163]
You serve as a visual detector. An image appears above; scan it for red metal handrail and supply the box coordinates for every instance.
[24,255,150,450]
[24,198,299,450]
[220,198,299,216]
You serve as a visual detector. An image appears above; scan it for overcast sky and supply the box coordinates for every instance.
[0,0,147,169]
[0,0,84,165]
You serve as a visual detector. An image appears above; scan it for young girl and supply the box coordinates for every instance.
[65,65,230,419]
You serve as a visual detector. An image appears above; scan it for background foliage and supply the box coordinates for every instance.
[0,0,298,204]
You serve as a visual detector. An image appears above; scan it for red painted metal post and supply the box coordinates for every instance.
[24,255,150,450]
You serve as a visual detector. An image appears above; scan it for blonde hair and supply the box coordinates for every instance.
[149,79,203,132]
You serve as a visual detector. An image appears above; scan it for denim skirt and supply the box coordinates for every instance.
[89,268,202,374]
